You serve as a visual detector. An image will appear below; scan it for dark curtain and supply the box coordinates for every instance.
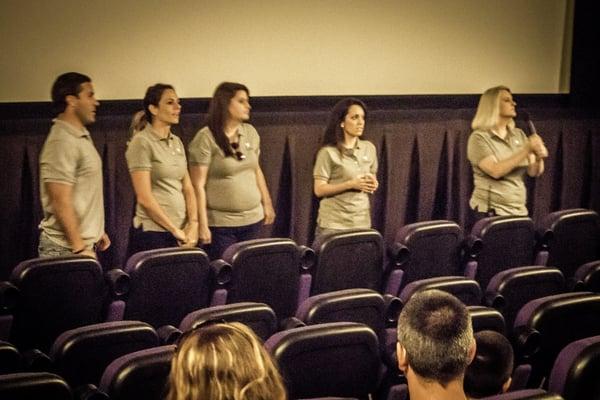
[1,107,599,278]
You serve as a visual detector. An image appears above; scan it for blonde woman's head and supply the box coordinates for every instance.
[167,322,286,400]
[471,85,516,131]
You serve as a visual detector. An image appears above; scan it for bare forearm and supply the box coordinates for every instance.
[314,180,352,198]
[527,154,545,177]
[52,198,85,250]
[256,168,273,207]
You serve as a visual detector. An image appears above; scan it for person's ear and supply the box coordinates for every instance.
[397,342,408,373]
[149,104,159,117]
[66,95,78,108]
[502,377,512,393]
[467,337,477,365]
[340,122,345,128]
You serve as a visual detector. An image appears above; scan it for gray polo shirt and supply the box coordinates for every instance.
[39,119,105,248]
[188,123,263,227]
[467,128,529,216]
[126,124,188,232]
[313,139,378,229]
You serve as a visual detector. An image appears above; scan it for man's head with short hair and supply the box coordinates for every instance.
[464,330,514,398]
[51,72,92,114]
[397,289,475,387]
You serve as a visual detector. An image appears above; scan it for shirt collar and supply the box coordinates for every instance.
[53,118,90,138]
[146,123,174,142]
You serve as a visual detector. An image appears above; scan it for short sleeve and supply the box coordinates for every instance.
[40,136,78,185]
[188,128,214,165]
[467,131,493,166]
[313,147,333,181]
[368,141,378,174]
[125,135,152,171]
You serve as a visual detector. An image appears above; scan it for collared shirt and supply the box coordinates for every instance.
[126,124,188,232]
[39,119,104,247]
[188,123,263,227]
[467,127,529,216]
[313,139,378,229]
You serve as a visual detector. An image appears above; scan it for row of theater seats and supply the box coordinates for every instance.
[0,208,598,398]
[2,289,600,399]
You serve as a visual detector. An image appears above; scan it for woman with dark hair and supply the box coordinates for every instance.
[125,84,197,254]
[188,82,274,259]
[313,98,379,240]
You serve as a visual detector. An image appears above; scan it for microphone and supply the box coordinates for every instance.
[521,112,548,159]
[521,112,538,136]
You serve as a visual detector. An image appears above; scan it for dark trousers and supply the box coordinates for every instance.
[466,207,496,234]
[127,226,179,258]
[204,221,262,260]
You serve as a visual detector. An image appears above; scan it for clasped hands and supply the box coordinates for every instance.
[351,173,379,194]
[528,134,548,159]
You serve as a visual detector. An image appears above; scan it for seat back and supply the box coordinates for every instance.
[537,209,600,279]
[50,320,159,387]
[479,389,564,399]
[0,340,20,374]
[399,276,482,306]
[265,322,381,399]
[220,238,305,320]
[574,260,600,293]
[392,220,463,290]
[468,306,506,334]
[123,248,212,328]
[0,372,72,400]
[296,289,386,336]
[179,302,278,342]
[514,292,600,387]
[548,335,600,400]
[469,216,536,290]
[9,256,107,352]
[485,266,565,334]
[311,229,385,296]
[99,345,175,400]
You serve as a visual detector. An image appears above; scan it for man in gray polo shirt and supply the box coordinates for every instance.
[38,72,110,258]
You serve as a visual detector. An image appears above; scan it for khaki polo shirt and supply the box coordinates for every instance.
[313,139,378,229]
[39,119,105,248]
[467,128,529,216]
[188,124,263,227]
[126,124,188,232]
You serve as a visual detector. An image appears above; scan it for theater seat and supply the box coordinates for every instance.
[265,322,381,399]
[179,302,278,341]
[49,320,159,388]
[118,248,213,329]
[399,276,482,307]
[99,345,175,400]
[311,229,388,296]
[484,266,565,335]
[213,238,314,321]
[548,335,600,400]
[465,216,536,290]
[4,256,120,352]
[0,372,72,400]
[479,389,563,399]
[536,209,600,280]
[513,292,600,387]
[388,220,464,291]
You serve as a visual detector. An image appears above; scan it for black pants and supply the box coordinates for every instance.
[204,221,262,260]
[466,207,496,234]
[127,226,179,258]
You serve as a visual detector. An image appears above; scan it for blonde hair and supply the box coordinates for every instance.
[129,110,147,139]
[471,85,516,131]
[166,322,287,400]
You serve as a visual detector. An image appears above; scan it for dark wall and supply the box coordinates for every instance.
[1,95,599,278]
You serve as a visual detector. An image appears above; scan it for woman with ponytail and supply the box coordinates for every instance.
[125,84,198,254]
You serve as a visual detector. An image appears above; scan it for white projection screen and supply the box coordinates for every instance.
[0,0,572,102]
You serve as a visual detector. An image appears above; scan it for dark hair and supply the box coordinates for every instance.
[205,82,250,158]
[322,98,367,149]
[130,83,175,133]
[397,289,473,386]
[464,330,514,398]
[51,72,92,114]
